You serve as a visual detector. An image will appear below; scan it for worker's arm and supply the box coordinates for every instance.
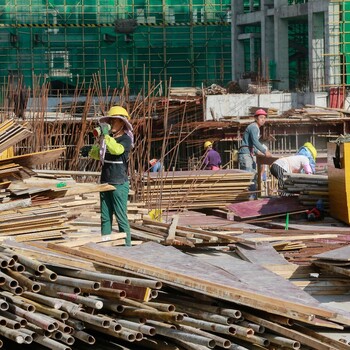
[104,135,125,155]
[251,124,270,155]
[303,163,312,174]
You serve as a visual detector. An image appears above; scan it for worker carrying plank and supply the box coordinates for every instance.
[203,141,221,170]
[86,105,134,246]
[238,109,273,199]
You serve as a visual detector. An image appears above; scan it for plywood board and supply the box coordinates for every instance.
[313,245,350,262]
[226,197,307,220]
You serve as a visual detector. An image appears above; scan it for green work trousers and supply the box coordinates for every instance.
[100,181,131,246]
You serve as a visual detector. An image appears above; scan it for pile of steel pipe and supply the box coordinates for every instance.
[0,246,336,350]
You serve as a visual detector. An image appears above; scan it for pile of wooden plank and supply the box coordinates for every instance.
[142,169,254,210]
[0,119,32,155]
[283,173,329,207]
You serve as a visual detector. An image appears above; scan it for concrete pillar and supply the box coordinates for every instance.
[231,0,245,81]
[261,10,274,80]
[274,16,289,90]
[308,10,325,92]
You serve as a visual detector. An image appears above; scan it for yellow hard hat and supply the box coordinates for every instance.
[107,106,130,120]
[304,142,317,160]
[204,141,213,149]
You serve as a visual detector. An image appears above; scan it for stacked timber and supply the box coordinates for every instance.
[0,119,32,155]
[283,173,329,207]
[221,105,349,125]
[142,169,253,210]
[128,217,245,246]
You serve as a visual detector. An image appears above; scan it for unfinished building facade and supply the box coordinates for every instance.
[232,0,350,94]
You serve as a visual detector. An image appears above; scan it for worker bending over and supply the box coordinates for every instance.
[238,109,272,198]
[88,106,133,246]
[270,155,314,193]
[203,141,221,170]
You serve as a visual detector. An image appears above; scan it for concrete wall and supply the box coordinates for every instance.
[205,92,328,120]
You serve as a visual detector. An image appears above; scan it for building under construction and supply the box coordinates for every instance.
[1,4,350,349]
[0,0,350,171]
[0,1,349,94]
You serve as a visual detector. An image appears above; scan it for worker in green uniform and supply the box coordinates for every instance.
[88,106,134,246]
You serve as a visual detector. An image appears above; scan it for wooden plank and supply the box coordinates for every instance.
[58,233,126,247]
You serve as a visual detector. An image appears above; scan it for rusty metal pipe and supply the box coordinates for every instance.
[232,333,269,347]
[17,331,32,344]
[57,292,103,309]
[71,310,111,328]
[108,321,122,332]
[37,267,57,282]
[0,316,20,329]
[1,284,23,295]
[35,334,72,350]
[65,318,85,331]
[0,298,9,311]
[160,297,242,319]
[38,281,81,295]
[49,267,131,285]
[0,310,27,327]
[72,330,95,344]
[0,254,14,268]
[96,297,124,313]
[174,304,233,325]
[12,263,25,272]
[0,325,25,344]
[264,333,301,349]
[80,286,125,298]
[180,316,237,335]
[152,323,216,348]
[122,307,184,323]
[37,275,99,290]
[239,320,265,334]
[88,324,136,342]
[145,301,175,312]
[20,297,69,321]
[59,332,75,346]
[115,318,156,336]
[6,270,41,293]
[0,292,35,312]
[55,320,73,334]
[0,271,18,288]
[9,304,58,332]
[22,292,62,309]
[27,322,52,337]
[53,330,63,340]
[179,324,231,349]
[19,327,37,342]
[127,277,162,289]
[16,254,46,273]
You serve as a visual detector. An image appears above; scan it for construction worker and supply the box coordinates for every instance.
[203,141,221,170]
[238,109,272,198]
[149,158,162,172]
[270,154,314,193]
[297,142,317,173]
[88,105,134,246]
